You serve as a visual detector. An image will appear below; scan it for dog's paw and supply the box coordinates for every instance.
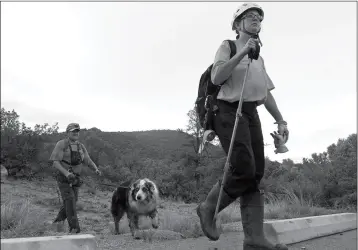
[133,231,141,240]
[151,217,159,229]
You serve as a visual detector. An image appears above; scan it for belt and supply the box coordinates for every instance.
[217,99,258,110]
[61,160,81,166]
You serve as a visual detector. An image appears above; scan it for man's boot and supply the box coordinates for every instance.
[64,198,81,233]
[52,205,67,232]
[53,205,67,223]
[197,182,236,241]
[240,191,288,250]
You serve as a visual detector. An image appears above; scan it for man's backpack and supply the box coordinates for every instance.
[195,40,237,130]
[61,139,84,167]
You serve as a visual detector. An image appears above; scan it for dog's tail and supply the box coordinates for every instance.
[111,180,133,216]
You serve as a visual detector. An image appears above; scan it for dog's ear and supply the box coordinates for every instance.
[145,181,155,193]
[132,180,140,189]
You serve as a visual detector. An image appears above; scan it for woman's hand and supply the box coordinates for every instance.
[275,120,289,141]
[241,38,259,56]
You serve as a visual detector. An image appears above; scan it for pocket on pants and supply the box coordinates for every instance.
[58,183,75,201]
[218,111,249,142]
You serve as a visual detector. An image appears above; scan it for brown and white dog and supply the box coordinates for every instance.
[110,178,160,239]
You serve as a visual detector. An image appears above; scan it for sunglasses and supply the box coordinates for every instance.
[242,13,263,22]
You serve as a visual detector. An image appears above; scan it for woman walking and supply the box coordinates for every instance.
[197,3,289,250]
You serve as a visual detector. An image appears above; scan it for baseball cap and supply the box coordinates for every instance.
[66,123,80,132]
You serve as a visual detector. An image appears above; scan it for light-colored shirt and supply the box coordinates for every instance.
[211,40,275,105]
[49,139,92,174]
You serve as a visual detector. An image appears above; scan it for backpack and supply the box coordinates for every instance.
[61,139,84,167]
[195,40,237,130]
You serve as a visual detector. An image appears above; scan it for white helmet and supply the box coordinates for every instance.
[231,2,264,31]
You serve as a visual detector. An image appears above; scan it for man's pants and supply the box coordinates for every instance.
[213,99,265,199]
[54,179,80,231]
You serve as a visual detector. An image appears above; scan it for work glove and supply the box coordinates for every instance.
[66,172,76,184]
[271,120,289,154]
[274,120,289,143]
[95,169,102,176]
[270,131,288,153]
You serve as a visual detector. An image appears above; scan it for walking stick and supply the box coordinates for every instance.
[213,57,252,222]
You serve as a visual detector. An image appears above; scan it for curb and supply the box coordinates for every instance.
[1,234,96,250]
[221,213,357,245]
[221,219,278,233]
[263,213,357,245]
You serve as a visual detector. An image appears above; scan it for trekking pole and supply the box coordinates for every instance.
[213,58,252,223]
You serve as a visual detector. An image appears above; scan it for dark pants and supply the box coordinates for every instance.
[213,99,265,199]
[54,173,81,232]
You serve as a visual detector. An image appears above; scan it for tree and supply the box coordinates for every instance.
[185,109,204,154]
[184,108,222,155]
[323,134,357,207]
[33,123,59,135]
[1,107,59,178]
[281,158,295,171]
[1,108,21,142]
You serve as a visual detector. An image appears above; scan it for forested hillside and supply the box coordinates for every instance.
[1,107,356,210]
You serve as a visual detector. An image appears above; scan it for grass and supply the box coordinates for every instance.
[263,186,349,220]
[264,200,341,220]
[1,178,352,242]
[104,190,345,241]
[109,205,203,238]
[1,195,48,238]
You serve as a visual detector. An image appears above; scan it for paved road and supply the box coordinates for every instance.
[288,229,357,250]
[122,229,357,250]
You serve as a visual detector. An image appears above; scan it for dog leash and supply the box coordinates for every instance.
[83,180,128,189]
[97,183,127,188]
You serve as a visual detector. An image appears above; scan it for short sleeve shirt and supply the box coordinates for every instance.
[211,40,275,105]
[49,139,89,173]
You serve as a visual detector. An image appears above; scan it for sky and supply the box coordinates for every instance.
[1,1,357,163]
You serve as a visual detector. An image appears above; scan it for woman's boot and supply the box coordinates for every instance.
[240,191,288,250]
[197,182,236,241]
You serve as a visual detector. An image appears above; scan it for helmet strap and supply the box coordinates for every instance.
[240,19,263,46]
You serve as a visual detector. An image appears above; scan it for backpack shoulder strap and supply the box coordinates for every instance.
[68,139,73,153]
[65,139,80,153]
[226,40,237,58]
[64,138,70,151]
[60,139,72,166]
[213,40,237,88]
